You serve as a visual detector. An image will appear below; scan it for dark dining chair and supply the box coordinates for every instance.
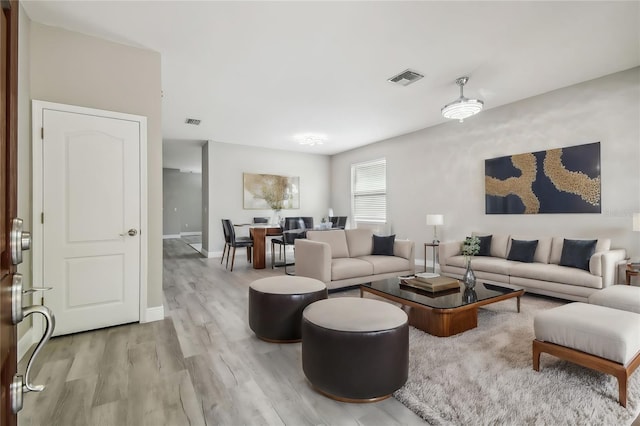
[299,217,314,233]
[221,219,253,271]
[271,217,305,274]
[329,216,347,229]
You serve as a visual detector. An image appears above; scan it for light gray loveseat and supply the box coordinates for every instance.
[295,229,415,291]
[439,233,627,302]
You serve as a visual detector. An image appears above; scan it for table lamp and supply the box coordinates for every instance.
[426,214,444,243]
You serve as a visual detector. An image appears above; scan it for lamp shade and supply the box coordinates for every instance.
[426,214,444,226]
[634,213,640,232]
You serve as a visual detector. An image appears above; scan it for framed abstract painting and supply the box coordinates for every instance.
[485,142,601,214]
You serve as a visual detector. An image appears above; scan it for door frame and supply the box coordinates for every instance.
[31,100,148,333]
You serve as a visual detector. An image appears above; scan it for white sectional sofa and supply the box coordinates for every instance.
[295,229,415,291]
[439,233,626,302]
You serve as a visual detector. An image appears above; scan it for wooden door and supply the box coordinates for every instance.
[0,1,18,425]
[41,106,142,336]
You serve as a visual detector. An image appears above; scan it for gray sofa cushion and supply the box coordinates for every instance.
[448,255,516,275]
[306,230,350,259]
[331,257,373,281]
[358,255,412,275]
[345,229,373,258]
[509,263,603,289]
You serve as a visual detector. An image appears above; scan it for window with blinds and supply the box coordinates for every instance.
[351,158,387,223]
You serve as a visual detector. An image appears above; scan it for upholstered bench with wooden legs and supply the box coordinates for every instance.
[533,302,640,407]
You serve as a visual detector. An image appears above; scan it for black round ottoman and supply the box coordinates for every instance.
[301,297,409,402]
[249,276,327,343]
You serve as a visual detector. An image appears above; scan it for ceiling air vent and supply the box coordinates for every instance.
[387,69,424,86]
[185,118,201,125]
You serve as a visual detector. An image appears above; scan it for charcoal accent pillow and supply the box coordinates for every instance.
[372,234,395,256]
[477,235,492,257]
[560,239,597,271]
[507,239,538,263]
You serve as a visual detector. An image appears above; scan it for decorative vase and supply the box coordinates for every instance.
[463,258,476,289]
[463,288,478,303]
[273,211,282,226]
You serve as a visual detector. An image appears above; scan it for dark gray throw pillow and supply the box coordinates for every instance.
[477,235,492,256]
[372,234,395,256]
[560,239,597,271]
[507,239,538,263]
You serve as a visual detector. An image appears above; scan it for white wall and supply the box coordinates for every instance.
[331,68,640,266]
[203,141,330,254]
[29,22,163,308]
[163,168,202,235]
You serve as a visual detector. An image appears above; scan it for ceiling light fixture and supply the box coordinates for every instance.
[296,134,326,146]
[441,76,484,123]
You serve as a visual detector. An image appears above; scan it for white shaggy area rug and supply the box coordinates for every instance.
[393,295,640,425]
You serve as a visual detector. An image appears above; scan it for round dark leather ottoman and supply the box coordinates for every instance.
[302,297,409,403]
[249,276,327,343]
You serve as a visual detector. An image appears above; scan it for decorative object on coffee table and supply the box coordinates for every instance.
[463,287,478,303]
[462,236,480,289]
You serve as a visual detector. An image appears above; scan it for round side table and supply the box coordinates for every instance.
[626,263,639,285]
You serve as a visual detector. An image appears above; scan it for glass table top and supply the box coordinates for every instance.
[363,277,522,310]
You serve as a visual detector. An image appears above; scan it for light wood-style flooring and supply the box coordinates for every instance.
[17,238,425,425]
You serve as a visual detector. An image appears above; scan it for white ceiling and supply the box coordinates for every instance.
[22,1,640,158]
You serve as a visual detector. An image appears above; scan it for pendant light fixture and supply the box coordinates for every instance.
[441,76,484,122]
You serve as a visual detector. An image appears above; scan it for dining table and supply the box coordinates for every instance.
[247,224,283,269]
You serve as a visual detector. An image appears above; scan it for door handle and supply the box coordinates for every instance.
[119,228,138,237]
[10,304,56,413]
[10,217,31,265]
[11,274,52,324]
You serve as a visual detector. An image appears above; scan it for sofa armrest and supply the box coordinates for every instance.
[295,239,332,283]
[589,249,627,286]
[394,240,415,272]
[438,241,462,266]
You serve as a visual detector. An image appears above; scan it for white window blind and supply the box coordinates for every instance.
[351,158,387,222]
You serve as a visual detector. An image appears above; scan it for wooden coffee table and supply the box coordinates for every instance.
[360,278,525,337]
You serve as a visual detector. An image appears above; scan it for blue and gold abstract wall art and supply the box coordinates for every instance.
[485,142,601,214]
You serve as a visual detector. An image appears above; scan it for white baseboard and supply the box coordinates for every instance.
[199,247,222,258]
[18,327,36,361]
[143,305,165,323]
[180,231,202,236]
[163,234,181,239]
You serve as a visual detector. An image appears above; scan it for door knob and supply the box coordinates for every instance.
[10,218,31,265]
[120,228,138,237]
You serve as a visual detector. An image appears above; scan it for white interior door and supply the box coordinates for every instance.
[42,108,141,336]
